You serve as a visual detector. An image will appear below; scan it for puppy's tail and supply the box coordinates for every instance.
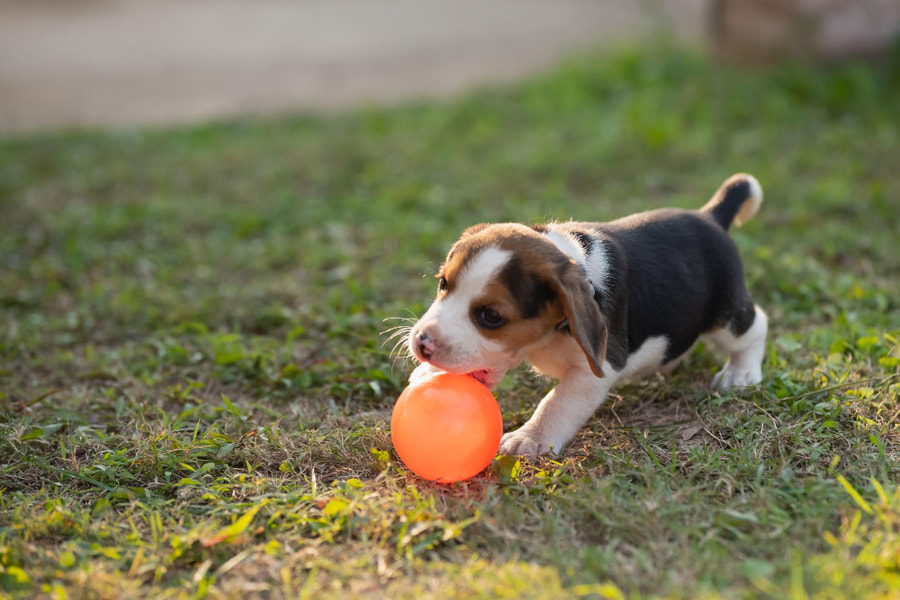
[700,173,763,231]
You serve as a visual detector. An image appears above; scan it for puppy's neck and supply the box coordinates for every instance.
[542,225,610,298]
[542,228,587,267]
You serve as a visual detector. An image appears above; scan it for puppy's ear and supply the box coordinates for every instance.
[551,261,608,378]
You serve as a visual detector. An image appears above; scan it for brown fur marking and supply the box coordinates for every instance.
[435,224,607,375]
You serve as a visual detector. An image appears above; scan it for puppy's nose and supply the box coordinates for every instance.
[415,331,438,360]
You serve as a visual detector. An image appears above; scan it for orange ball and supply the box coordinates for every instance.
[391,372,502,483]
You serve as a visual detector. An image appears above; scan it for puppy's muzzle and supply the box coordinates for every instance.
[413,331,438,361]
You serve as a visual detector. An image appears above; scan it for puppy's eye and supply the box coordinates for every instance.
[438,276,448,292]
[474,307,506,330]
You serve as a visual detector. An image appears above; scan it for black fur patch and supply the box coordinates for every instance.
[498,256,557,319]
[570,230,594,255]
[729,298,757,337]
[568,208,756,364]
[706,179,752,230]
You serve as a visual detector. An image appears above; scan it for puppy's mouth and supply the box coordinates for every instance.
[415,354,496,388]
[466,370,491,386]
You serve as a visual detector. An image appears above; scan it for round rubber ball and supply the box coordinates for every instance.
[391,372,502,483]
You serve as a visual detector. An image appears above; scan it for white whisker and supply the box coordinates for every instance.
[380,324,411,337]
[382,311,420,380]
[381,326,412,347]
[382,312,417,325]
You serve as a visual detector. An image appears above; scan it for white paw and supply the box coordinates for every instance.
[499,428,558,458]
[409,362,443,383]
[712,361,762,389]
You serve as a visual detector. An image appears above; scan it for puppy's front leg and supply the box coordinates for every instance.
[500,368,615,458]
[408,362,443,384]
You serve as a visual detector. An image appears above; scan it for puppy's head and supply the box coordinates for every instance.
[408,223,607,388]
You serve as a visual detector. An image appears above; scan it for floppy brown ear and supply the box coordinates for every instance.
[551,261,608,378]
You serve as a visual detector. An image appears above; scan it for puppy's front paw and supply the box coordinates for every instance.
[409,362,443,384]
[712,361,762,389]
[499,428,557,459]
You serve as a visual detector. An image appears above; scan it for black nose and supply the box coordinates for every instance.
[415,331,437,360]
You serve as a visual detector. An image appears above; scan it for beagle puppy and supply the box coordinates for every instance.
[407,174,768,458]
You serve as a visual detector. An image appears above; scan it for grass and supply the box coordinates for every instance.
[1,45,899,599]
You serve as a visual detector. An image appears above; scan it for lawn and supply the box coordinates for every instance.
[1,46,899,599]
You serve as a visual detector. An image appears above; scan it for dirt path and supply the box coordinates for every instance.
[0,0,705,134]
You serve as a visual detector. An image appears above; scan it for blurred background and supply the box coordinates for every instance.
[2,0,897,134]
[2,3,900,597]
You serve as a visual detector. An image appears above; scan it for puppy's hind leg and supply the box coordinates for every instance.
[706,304,768,389]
